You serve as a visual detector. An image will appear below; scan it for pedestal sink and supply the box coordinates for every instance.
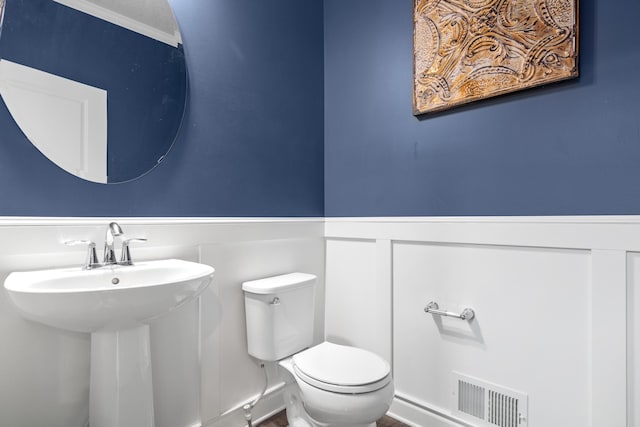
[4,258,214,427]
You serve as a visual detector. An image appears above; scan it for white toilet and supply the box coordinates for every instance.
[242,273,394,427]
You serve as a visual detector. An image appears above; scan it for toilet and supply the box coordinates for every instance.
[242,273,394,427]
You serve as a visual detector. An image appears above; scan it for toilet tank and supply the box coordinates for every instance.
[242,273,316,361]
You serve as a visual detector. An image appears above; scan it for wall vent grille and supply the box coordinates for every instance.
[488,390,519,427]
[452,372,528,427]
[458,379,485,420]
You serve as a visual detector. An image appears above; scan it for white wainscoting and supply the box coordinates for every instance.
[325,239,392,363]
[325,217,640,427]
[0,218,324,427]
[3,216,639,427]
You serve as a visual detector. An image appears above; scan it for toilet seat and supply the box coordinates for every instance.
[292,342,391,394]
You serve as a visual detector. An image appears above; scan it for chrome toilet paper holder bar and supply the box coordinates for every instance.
[424,301,475,321]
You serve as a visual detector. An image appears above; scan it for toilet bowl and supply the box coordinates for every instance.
[242,273,394,427]
[280,342,394,427]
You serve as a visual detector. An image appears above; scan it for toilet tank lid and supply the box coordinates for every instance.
[242,272,316,294]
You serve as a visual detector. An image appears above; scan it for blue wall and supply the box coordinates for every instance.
[3,0,637,217]
[324,0,640,216]
[0,0,324,215]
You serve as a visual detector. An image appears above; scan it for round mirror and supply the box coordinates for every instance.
[0,0,187,184]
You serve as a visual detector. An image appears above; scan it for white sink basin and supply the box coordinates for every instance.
[4,258,214,332]
[4,258,214,427]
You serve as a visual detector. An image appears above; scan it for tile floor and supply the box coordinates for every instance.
[258,410,409,427]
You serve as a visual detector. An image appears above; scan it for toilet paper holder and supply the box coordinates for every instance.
[424,301,475,321]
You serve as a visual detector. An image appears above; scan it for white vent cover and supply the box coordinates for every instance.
[452,372,528,427]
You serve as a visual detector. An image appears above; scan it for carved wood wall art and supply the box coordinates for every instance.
[413,0,578,115]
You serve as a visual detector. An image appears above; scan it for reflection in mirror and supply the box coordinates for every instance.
[0,0,187,183]
[0,0,5,37]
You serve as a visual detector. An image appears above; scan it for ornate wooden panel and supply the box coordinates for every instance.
[413,0,578,115]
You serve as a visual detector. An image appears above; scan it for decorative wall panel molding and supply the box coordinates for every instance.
[413,0,579,114]
[0,218,324,427]
[326,216,638,427]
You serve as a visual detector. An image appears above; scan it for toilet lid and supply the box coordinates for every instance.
[293,342,391,393]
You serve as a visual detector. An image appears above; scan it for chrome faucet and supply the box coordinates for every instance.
[103,222,124,264]
[65,222,147,269]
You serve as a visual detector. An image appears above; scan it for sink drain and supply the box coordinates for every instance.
[112,278,120,285]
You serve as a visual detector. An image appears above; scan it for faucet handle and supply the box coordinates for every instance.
[119,238,147,265]
[64,240,100,270]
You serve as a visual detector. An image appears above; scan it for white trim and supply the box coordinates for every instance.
[326,215,640,224]
[53,0,181,47]
[376,239,393,365]
[630,252,640,427]
[202,385,285,427]
[325,216,640,252]
[389,394,471,427]
[590,250,628,427]
[0,217,325,226]
[1,215,638,226]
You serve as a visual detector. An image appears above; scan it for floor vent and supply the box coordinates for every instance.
[452,372,528,427]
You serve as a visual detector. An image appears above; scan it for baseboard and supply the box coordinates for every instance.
[388,395,474,427]
[203,385,285,427]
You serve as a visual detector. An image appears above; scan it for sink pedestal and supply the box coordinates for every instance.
[90,325,155,427]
